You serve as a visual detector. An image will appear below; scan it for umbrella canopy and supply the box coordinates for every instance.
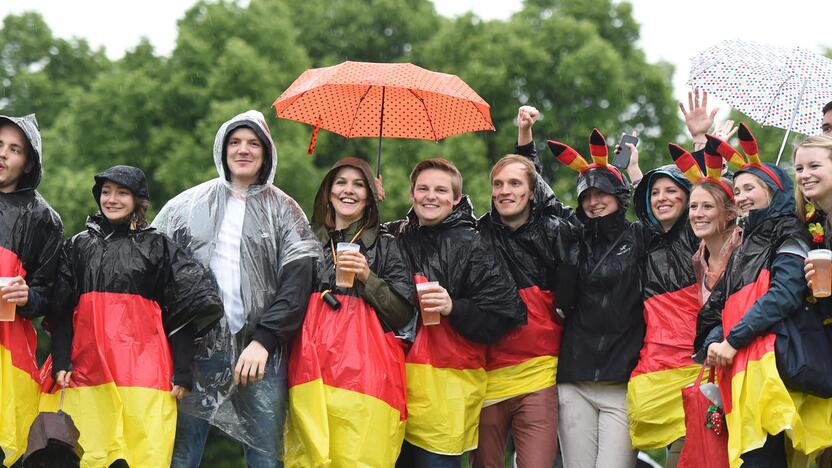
[23,407,83,467]
[688,39,832,163]
[273,61,495,173]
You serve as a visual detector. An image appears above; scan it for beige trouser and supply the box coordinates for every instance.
[557,382,637,468]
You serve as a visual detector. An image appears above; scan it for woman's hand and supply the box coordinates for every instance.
[337,250,371,283]
[707,340,738,367]
[1,276,29,307]
[418,284,453,316]
[171,385,189,400]
[805,258,815,288]
[679,88,718,148]
[234,340,268,386]
[56,370,72,388]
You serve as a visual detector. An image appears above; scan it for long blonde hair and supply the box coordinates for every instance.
[793,135,832,222]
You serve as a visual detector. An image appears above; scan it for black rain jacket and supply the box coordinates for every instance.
[385,197,526,344]
[538,138,648,383]
[0,114,63,319]
[695,164,809,353]
[50,213,223,388]
[311,157,414,331]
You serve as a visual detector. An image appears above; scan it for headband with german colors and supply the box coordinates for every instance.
[668,143,733,200]
[547,128,624,183]
[704,123,783,190]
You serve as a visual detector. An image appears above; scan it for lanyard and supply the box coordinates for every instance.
[329,223,367,266]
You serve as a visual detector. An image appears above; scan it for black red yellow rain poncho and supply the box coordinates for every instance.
[628,162,701,450]
[285,157,414,467]
[0,114,63,466]
[386,197,526,455]
[39,165,223,467]
[695,128,832,467]
[477,147,577,405]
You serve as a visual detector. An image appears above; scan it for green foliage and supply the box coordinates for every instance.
[2,1,691,462]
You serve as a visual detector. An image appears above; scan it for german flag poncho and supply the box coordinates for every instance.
[697,126,832,467]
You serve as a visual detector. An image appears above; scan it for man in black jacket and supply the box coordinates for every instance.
[391,158,526,468]
[0,114,63,466]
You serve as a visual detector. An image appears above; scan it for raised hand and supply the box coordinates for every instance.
[517,105,540,146]
[679,88,718,145]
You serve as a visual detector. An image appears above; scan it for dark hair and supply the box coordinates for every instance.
[0,122,35,168]
[129,197,150,230]
[824,101,832,115]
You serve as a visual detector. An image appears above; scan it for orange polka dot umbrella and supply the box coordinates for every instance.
[272,61,495,174]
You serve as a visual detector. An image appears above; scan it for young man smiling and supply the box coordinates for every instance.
[154,110,321,468]
[472,107,578,468]
[389,158,526,468]
[0,114,63,466]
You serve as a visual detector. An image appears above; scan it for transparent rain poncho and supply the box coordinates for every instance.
[152,110,321,447]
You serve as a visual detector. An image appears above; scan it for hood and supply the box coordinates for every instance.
[312,156,379,229]
[634,164,692,228]
[736,163,794,226]
[0,114,43,191]
[92,165,150,206]
[575,166,630,222]
[213,110,277,191]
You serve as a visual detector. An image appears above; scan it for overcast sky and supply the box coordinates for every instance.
[1,0,829,114]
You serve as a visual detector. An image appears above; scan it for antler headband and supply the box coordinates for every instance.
[547,128,624,183]
[668,143,734,200]
[704,123,783,190]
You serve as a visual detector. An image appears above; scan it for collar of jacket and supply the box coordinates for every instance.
[86,213,150,237]
[583,209,627,243]
[406,195,477,232]
[314,219,377,246]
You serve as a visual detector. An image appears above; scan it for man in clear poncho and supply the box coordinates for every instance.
[153,110,321,467]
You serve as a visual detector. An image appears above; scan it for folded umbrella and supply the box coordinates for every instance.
[23,390,83,468]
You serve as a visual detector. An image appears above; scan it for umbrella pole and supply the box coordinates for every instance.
[377,86,385,176]
[776,78,809,165]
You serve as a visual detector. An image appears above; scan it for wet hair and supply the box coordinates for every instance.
[98,181,150,230]
[0,122,35,169]
[410,158,463,198]
[129,197,150,230]
[490,155,535,188]
[793,135,832,222]
[690,179,738,235]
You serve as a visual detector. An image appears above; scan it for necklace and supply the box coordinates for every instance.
[329,223,367,267]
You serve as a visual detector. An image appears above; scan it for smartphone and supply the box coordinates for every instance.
[612,134,639,169]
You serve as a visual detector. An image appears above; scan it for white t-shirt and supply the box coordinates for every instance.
[210,194,246,334]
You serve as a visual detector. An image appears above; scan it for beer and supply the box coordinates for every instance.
[416,281,441,326]
[809,249,832,298]
[0,277,15,322]
[335,243,361,288]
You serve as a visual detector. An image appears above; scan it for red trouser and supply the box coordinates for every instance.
[470,385,558,468]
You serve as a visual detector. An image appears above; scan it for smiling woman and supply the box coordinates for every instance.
[286,156,413,466]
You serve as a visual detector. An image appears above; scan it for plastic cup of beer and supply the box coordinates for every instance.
[335,242,361,288]
[809,249,832,298]
[0,277,16,322]
[416,281,441,326]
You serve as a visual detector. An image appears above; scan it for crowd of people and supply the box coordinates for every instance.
[1,92,832,468]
